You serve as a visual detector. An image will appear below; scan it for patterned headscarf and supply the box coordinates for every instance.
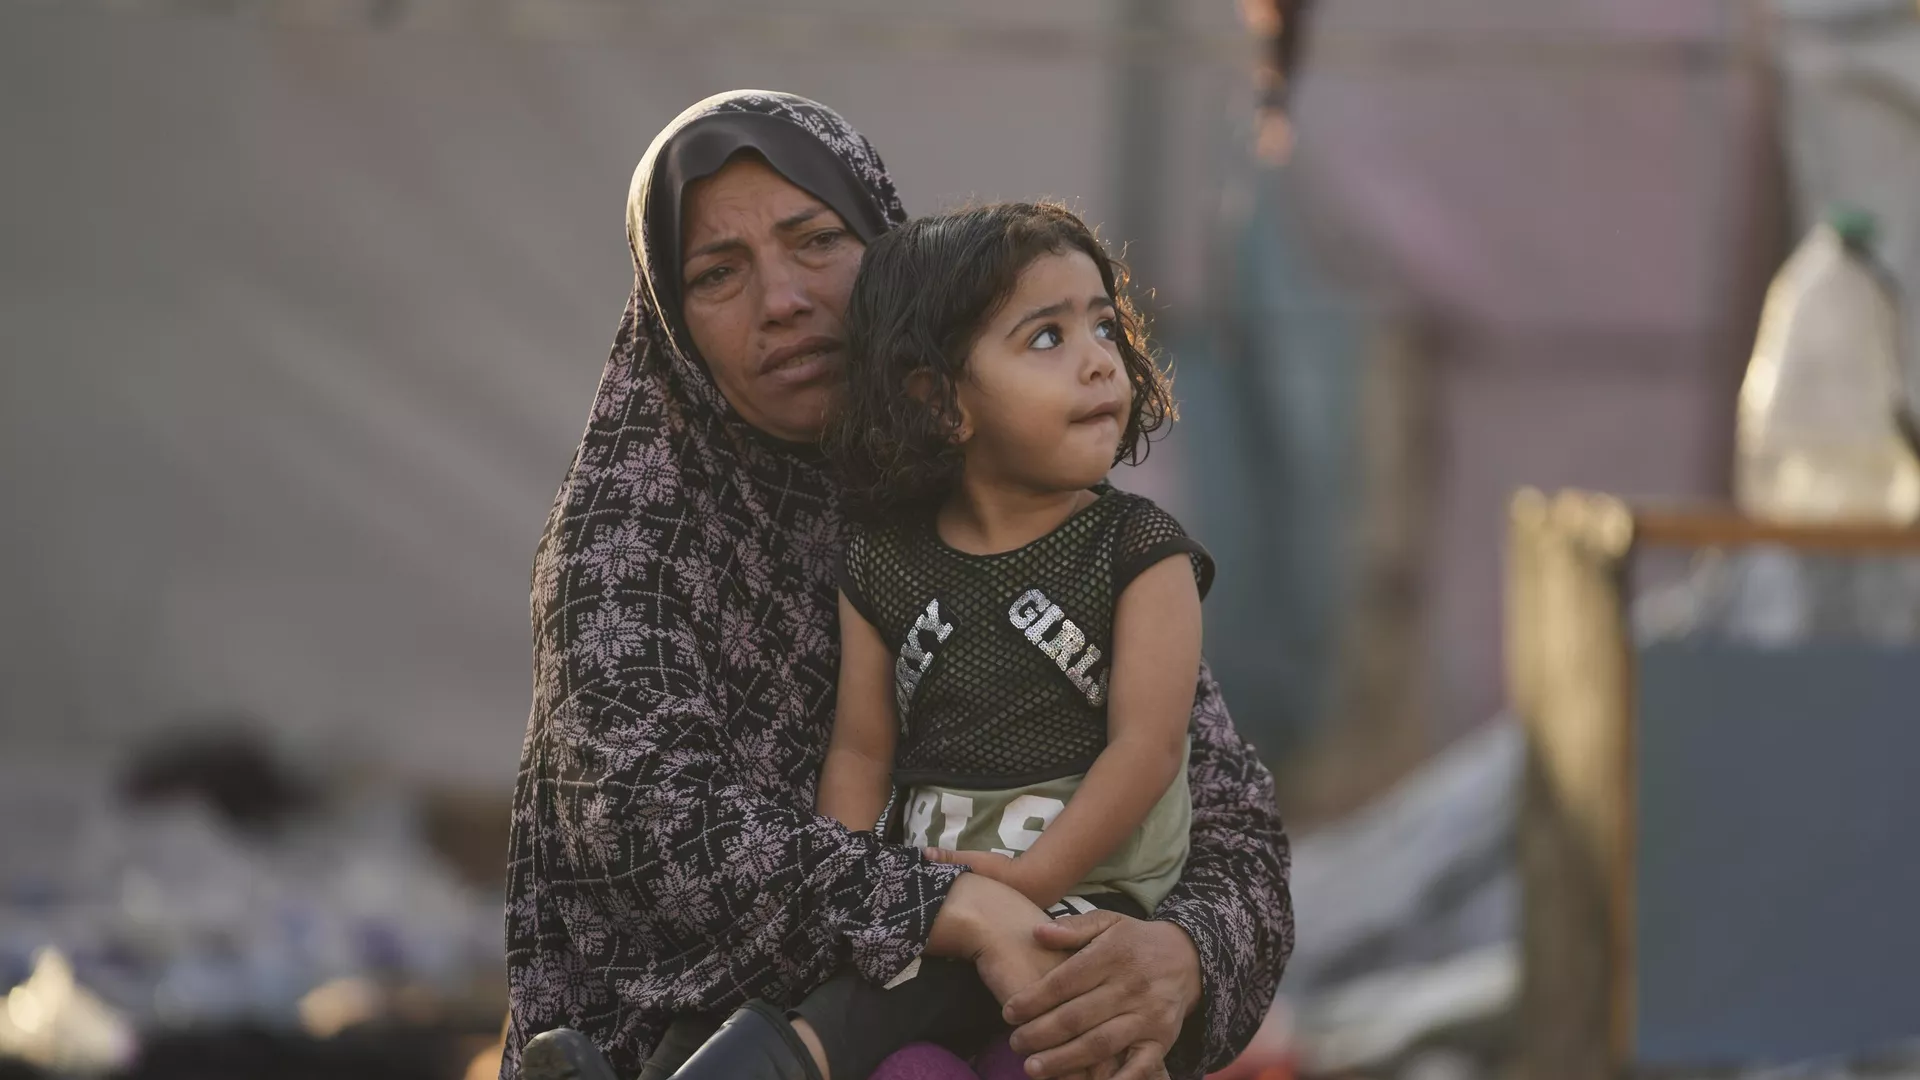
[536,89,907,710]
[503,92,962,1077]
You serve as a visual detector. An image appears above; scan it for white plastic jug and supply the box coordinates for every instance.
[1736,208,1920,524]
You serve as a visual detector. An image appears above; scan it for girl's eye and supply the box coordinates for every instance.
[1095,318,1118,340]
[1030,326,1063,350]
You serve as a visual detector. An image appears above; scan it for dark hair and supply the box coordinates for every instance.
[827,201,1174,524]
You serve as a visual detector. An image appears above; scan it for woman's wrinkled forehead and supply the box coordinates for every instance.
[628,111,888,324]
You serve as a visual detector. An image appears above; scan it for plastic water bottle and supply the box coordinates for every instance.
[1736,208,1920,524]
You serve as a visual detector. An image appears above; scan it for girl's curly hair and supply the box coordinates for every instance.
[826,201,1175,524]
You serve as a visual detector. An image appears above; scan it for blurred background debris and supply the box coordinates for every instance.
[0,730,505,1078]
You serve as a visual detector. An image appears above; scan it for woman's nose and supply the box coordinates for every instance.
[757,255,813,325]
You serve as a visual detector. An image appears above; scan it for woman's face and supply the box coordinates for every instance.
[680,157,866,443]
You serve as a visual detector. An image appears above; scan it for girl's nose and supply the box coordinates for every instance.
[1081,336,1119,382]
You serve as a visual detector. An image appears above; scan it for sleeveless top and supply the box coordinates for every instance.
[839,485,1213,911]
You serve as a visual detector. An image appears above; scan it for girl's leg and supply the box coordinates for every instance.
[868,1042,982,1080]
[970,1036,1029,1080]
[788,959,1001,1080]
[636,1015,723,1079]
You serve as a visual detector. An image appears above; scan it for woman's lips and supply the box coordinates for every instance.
[761,338,842,386]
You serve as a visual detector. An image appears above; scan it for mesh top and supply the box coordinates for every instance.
[840,486,1213,789]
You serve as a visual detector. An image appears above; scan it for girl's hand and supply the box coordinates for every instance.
[924,846,1017,879]
[925,846,1054,899]
[926,847,1061,908]
[928,875,1070,1004]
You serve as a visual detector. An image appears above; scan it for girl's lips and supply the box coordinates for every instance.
[1070,401,1124,424]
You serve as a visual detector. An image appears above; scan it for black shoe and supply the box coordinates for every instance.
[521,1027,621,1080]
[667,1000,823,1080]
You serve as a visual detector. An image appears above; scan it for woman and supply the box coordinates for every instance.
[504,91,1292,1080]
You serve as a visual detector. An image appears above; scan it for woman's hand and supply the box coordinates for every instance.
[972,925,1070,1009]
[1000,910,1202,1080]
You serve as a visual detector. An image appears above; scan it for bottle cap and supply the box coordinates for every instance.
[1828,205,1877,252]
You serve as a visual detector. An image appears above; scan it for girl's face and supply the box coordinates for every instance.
[952,250,1130,494]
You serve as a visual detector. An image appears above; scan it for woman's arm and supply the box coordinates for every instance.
[999,664,1293,1080]
[1148,665,1293,1075]
[816,590,900,832]
[927,556,1201,908]
[530,556,1065,1022]
[540,678,959,1006]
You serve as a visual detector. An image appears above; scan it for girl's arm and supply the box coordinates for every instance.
[993,664,1294,1080]
[929,555,1201,908]
[817,589,900,831]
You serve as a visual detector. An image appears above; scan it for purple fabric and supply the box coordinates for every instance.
[858,1036,1037,1080]
[969,1037,1029,1080]
[501,89,1294,1080]
[869,1042,981,1080]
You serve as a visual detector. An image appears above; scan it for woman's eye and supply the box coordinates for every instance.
[807,229,845,250]
[1030,326,1063,350]
[690,265,732,290]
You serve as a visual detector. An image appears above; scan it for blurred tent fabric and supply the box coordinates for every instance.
[0,1,1248,786]
[1178,0,1788,809]
[1,0,1800,808]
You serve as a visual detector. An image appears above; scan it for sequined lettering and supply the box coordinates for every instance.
[1035,619,1085,666]
[895,598,954,718]
[1024,604,1066,644]
[1007,589,1049,630]
[1006,587,1108,706]
[1066,643,1108,705]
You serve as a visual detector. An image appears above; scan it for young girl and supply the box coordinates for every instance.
[800,201,1213,1080]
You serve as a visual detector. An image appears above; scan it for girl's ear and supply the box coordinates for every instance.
[905,369,972,445]
[950,399,974,446]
